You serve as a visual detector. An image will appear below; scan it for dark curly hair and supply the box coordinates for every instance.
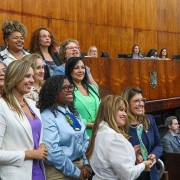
[2,20,27,45]
[37,75,79,117]
[29,28,57,55]
[59,39,79,63]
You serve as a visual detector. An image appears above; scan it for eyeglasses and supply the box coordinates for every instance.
[90,50,97,53]
[40,35,52,39]
[0,69,6,74]
[65,46,80,51]
[132,98,146,105]
[61,85,74,92]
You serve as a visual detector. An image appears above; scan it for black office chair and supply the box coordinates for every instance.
[81,52,87,57]
[101,51,109,57]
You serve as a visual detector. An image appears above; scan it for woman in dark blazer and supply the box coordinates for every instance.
[121,86,163,180]
[29,28,62,80]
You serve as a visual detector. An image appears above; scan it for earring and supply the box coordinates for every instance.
[6,44,8,49]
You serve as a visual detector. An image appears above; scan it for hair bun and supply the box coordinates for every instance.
[2,20,27,37]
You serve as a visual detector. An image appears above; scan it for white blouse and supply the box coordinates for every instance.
[90,121,145,180]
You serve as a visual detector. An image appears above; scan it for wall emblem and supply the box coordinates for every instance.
[150,72,157,88]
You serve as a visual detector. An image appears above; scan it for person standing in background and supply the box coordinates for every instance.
[22,53,45,102]
[0,20,29,66]
[29,28,62,80]
[65,57,100,137]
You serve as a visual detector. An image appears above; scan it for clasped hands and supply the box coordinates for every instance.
[134,145,156,171]
[79,164,92,180]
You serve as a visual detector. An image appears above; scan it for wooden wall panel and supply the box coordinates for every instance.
[121,0,134,28]
[133,0,146,29]
[0,0,180,60]
[145,0,157,31]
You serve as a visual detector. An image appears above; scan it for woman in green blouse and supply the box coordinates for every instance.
[65,57,100,137]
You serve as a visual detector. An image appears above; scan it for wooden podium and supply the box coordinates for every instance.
[83,57,180,116]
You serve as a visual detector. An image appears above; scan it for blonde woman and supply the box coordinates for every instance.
[23,53,45,102]
[0,60,47,180]
[0,59,6,95]
[86,95,152,180]
[87,46,98,57]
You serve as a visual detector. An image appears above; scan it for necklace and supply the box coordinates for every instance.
[129,124,139,129]
[20,102,26,107]
[77,85,83,88]
[14,52,23,59]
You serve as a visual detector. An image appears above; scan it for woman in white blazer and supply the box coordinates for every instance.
[86,95,152,180]
[0,60,47,180]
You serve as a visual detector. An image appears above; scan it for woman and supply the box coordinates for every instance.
[22,53,45,102]
[0,60,47,180]
[0,20,29,66]
[37,75,92,179]
[87,46,98,57]
[146,49,158,58]
[158,48,170,60]
[29,28,62,80]
[86,95,152,180]
[65,57,100,137]
[0,59,6,96]
[53,39,98,89]
[132,44,143,59]
[120,86,163,180]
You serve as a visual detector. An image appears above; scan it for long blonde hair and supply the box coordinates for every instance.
[22,53,44,86]
[120,86,150,131]
[1,60,32,117]
[86,95,130,161]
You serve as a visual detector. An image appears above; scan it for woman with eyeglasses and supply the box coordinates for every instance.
[0,20,29,66]
[0,59,6,96]
[120,86,163,180]
[53,39,98,89]
[87,46,98,57]
[29,28,62,80]
[37,75,92,180]
[65,57,100,138]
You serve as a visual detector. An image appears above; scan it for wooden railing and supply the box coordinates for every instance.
[83,57,180,114]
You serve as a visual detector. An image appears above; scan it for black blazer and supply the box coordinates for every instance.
[42,52,62,80]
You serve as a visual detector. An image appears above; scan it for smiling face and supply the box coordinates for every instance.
[65,42,80,61]
[39,29,51,47]
[33,58,44,83]
[115,104,127,127]
[5,31,24,52]
[129,93,145,117]
[0,63,6,90]
[70,60,85,83]
[56,79,74,108]
[14,67,34,95]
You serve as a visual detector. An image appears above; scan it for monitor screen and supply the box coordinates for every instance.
[118,54,132,58]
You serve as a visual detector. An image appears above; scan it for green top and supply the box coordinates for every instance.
[74,84,100,137]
